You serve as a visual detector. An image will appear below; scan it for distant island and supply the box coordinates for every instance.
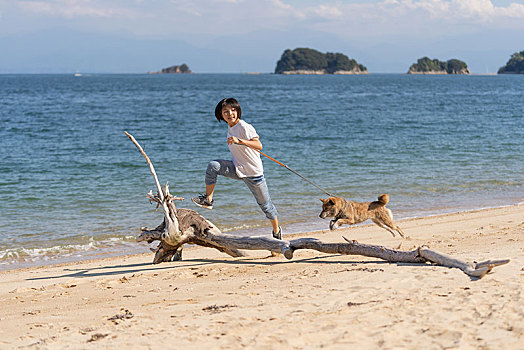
[148,64,192,74]
[275,48,368,75]
[408,57,470,74]
[498,50,524,74]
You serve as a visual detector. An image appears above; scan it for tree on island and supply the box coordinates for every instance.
[148,64,192,74]
[408,57,470,74]
[498,50,524,74]
[275,48,367,74]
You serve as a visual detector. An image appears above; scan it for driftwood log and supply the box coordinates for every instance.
[125,132,509,279]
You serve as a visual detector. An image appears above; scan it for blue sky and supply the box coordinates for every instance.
[0,0,523,73]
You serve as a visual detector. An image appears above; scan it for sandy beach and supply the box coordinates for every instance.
[1,204,523,349]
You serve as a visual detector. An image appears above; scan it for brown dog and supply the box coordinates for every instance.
[319,194,405,238]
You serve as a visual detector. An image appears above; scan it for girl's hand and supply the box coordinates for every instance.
[227,136,262,150]
[227,136,242,145]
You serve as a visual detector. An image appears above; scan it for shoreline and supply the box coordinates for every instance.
[2,201,523,272]
[1,204,523,348]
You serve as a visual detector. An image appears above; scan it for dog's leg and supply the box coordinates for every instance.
[394,226,406,238]
[373,218,406,238]
[330,218,353,231]
[372,219,397,237]
[385,209,406,238]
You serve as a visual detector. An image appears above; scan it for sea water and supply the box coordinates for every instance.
[0,73,523,269]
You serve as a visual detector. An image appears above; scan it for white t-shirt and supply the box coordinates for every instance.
[227,120,264,178]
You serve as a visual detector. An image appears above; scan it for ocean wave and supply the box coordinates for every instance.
[0,235,143,270]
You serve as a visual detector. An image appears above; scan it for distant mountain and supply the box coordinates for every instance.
[497,50,524,74]
[0,29,267,73]
[148,64,192,74]
[408,57,470,74]
[275,48,368,74]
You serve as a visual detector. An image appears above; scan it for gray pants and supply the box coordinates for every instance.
[205,159,278,220]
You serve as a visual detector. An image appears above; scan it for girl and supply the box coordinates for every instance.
[192,98,282,239]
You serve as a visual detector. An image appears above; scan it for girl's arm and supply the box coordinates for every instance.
[227,136,262,150]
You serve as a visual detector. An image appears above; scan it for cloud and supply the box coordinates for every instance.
[283,0,524,40]
[301,0,524,23]
[13,0,524,23]
[308,5,343,19]
[9,0,524,40]
[17,0,139,19]
[213,0,242,3]
[495,1,524,18]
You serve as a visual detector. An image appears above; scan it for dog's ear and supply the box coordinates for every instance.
[320,198,327,203]
[332,197,344,208]
[328,198,335,205]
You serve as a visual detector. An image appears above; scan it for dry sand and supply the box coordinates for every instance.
[1,204,523,349]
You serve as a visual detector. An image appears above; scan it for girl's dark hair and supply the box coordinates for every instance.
[215,97,242,122]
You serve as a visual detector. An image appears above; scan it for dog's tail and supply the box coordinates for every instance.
[377,194,389,206]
